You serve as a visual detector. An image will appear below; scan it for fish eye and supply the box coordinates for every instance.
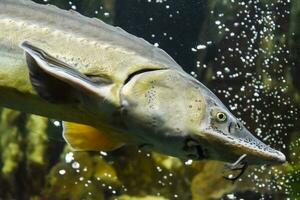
[216,112,227,122]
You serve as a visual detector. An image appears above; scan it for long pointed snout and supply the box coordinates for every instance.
[203,127,286,165]
[235,129,286,164]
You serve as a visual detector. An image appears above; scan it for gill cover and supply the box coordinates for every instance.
[121,69,207,158]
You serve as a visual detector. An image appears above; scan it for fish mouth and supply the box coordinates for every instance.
[195,145,207,160]
[185,138,208,160]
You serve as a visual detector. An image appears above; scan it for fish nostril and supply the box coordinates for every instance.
[234,122,243,132]
[228,122,234,133]
[228,122,243,133]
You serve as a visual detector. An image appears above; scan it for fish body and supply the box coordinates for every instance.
[0,0,286,165]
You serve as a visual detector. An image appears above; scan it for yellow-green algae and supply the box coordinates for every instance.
[118,195,168,200]
[0,109,24,176]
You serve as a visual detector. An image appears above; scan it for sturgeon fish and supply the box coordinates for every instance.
[0,0,285,177]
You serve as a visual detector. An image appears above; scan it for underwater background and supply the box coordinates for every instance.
[0,0,299,199]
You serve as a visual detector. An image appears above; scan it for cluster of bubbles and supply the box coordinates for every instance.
[208,0,296,146]
[192,0,298,198]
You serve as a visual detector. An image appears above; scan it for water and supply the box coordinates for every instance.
[0,0,299,199]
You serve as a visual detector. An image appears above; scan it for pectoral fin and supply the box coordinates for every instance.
[63,122,124,151]
[20,41,112,103]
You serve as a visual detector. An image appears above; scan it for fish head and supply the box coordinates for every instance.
[121,69,285,165]
[189,81,286,165]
